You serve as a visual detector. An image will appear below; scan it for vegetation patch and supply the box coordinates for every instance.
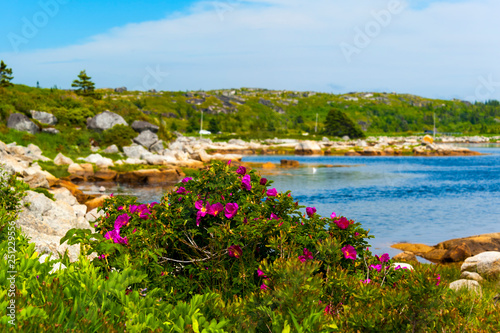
[36,161,70,179]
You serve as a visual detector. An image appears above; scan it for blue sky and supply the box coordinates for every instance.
[1,0,499,101]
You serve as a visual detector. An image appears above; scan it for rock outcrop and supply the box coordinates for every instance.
[133,130,160,150]
[30,110,58,125]
[54,153,74,166]
[86,110,128,132]
[392,233,500,263]
[16,190,93,262]
[131,120,159,133]
[7,113,39,134]
[461,251,500,280]
[295,141,322,155]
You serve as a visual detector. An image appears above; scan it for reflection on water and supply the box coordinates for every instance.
[77,181,175,203]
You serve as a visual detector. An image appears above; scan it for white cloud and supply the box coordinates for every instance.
[1,0,499,100]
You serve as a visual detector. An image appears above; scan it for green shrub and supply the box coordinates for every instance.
[51,107,94,126]
[64,160,372,302]
[101,124,137,149]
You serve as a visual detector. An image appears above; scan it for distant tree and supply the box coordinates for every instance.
[0,60,14,87]
[208,117,220,133]
[71,70,96,96]
[323,108,365,138]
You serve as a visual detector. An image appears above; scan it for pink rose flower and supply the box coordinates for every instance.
[267,188,278,197]
[298,248,314,262]
[242,174,252,191]
[375,253,390,263]
[224,203,239,219]
[228,245,243,258]
[341,245,357,260]
[236,166,246,175]
[306,207,316,217]
[334,217,350,230]
[208,202,224,216]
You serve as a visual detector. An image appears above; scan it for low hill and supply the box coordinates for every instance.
[1,85,499,142]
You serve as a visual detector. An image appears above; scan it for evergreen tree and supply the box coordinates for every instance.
[0,60,14,87]
[208,117,220,133]
[323,108,365,139]
[71,70,96,96]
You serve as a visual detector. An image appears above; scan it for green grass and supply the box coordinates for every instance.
[109,163,171,173]
[36,161,70,179]
[33,187,55,200]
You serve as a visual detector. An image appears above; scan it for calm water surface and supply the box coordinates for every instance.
[243,146,500,258]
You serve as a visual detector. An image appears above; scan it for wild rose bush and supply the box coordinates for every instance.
[66,161,386,300]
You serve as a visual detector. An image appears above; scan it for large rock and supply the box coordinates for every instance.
[150,140,164,154]
[116,168,183,184]
[460,271,484,282]
[392,251,418,262]
[449,279,482,294]
[143,154,174,165]
[392,233,500,263]
[281,159,300,167]
[392,243,434,255]
[123,158,148,165]
[131,120,159,133]
[123,144,150,159]
[133,130,159,150]
[195,149,212,163]
[49,187,78,206]
[228,139,246,146]
[54,153,74,166]
[30,110,57,125]
[23,172,49,189]
[7,113,40,134]
[15,190,93,261]
[89,169,117,181]
[295,141,322,155]
[85,195,109,212]
[1,154,31,174]
[42,128,60,134]
[103,144,119,154]
[25,143,51,162]
[86,110,128,132]
[85,208,105,223]
[461,251,500,280]
[67,163,94,178]
[80,154,114,168]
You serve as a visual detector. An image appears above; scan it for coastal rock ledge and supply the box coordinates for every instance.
[392,233,500,263]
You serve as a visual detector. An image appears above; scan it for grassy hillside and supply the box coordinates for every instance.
[1,85,499,145]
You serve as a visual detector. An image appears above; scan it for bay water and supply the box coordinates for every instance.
[242,146,500,259]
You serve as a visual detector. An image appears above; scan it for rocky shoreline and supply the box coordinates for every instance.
[0,127,494,263]
[392,234,500,292]
[392,233,500,264]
